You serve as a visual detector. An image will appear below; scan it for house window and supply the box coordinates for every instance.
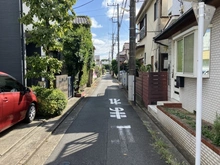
[154,0,159,21]
[174,26,211,77]
[203,28,210,75]
[138,14,147,41]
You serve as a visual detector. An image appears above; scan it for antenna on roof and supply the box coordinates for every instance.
[178,0,184,14]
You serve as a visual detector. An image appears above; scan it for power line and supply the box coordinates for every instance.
[119,0,128,29]
[73,0,94,9]
[75,8,105,13]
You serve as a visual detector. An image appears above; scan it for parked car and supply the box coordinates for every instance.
[0,72,37,133]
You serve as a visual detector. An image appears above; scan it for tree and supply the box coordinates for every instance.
[26,55,62,88]
[62,20,93,92]
[20,0,77,88]
[111,59,118,76]
[20,0,76,54]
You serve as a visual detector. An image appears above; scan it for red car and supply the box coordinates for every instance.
[0,72,37,133]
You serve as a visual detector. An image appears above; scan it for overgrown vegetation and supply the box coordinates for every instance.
[139,64,152,72]
[62,19,94,93]
[32,86,67,117]
[163,107,220,146]
[148,129,187,165]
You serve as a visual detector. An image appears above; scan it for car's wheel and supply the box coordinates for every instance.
[25,103,36,123]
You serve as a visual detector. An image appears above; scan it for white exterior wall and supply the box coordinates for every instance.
[177,8,220,123]
[136,1,154,65]
[142,1,168,70]
[179,78,196,113]
[203,7,220,123]
[145,2,157,66]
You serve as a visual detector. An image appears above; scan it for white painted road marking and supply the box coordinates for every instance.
[109,107,127,119]
[111,125,135,155]
[109,98,121,105]
[117,126,135,143]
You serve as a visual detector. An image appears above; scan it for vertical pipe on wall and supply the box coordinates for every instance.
[19,0,26,85]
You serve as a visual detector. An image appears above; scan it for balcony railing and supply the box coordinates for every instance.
[137,26,146,41]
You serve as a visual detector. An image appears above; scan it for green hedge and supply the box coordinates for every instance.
[32,86,68,117]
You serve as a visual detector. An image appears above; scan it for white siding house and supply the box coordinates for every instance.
[154,0,220,124]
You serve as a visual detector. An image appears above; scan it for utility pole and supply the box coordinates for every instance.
[109,51,111,66]
[117,4,120,81]
[128,0,136,105]
[112,33,114,62]
[108,3,120,80]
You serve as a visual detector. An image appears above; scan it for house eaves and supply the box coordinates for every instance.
[136,0,151,23]
[154,8,195,41]
[154,0,220,41]
[136,44,145,50]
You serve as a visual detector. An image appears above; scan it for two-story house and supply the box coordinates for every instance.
[119,42,129,65]
[136,0,171,72]
[154,0,220,124]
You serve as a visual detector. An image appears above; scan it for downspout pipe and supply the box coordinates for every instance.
[19,0,26,85]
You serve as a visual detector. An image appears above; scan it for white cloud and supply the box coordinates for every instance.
[102,0,111,7]
[106,7,116,18]
[91,17,102,28]
[92,38,110,59]
[93,0,143,59]
[93,38,105,45]
[102,0,143,20]
[92,37,129,60]
[92,33,97,37]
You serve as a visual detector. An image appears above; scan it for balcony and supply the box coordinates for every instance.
[137,26,146,41]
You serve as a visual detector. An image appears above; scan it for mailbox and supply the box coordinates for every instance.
[175,76,184,88]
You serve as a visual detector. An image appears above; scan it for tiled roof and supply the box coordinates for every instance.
[123,43,129,50]
[73,16,91,25]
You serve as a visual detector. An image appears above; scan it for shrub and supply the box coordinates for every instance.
[31,86,67,117]
[213,114,220,146]
[139,64,152,72]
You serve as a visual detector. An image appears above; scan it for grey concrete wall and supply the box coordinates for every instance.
[0,0,23,83]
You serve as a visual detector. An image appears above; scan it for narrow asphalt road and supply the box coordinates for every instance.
[44,73,167,165]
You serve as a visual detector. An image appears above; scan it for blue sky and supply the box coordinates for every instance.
[73,0,143,60]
